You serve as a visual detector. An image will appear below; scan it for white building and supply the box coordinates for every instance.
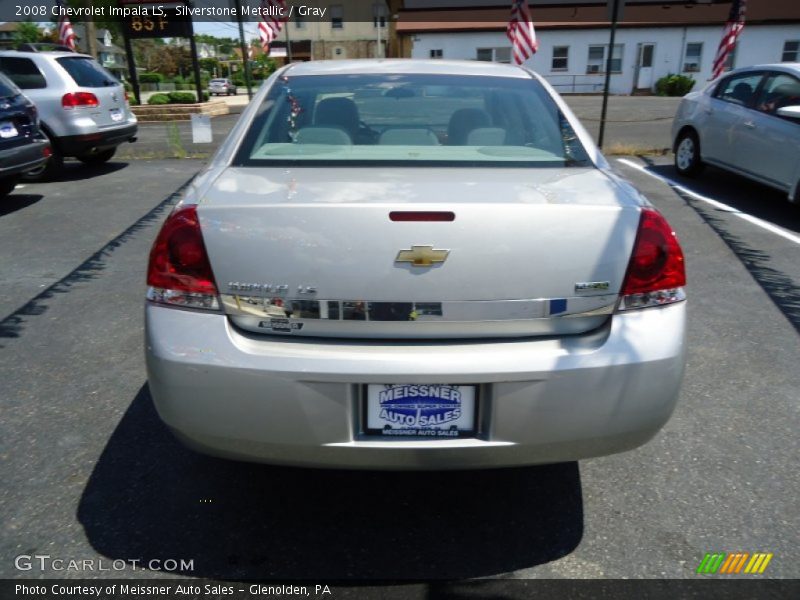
[397,0,800,94]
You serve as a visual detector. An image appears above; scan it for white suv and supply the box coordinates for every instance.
[0,47,138,180]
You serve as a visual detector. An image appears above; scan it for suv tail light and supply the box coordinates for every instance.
[62,92,99,109]
[618,207,686,311]
[146,205,220,311]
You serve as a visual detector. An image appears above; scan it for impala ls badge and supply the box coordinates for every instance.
[395,246,449,267]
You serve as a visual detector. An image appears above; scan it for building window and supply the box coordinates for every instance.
[782,40,799,62]
[330,5,343,29]
[552,46,569,71]
[430,49,443,59]
[586,44,622,74]
[294,15,305,29]
[683,42,703,73]
[476,48,493,62]
[476,47,511,63]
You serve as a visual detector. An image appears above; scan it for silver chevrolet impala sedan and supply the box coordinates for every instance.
[145,60,687,469]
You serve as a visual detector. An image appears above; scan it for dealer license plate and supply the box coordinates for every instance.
[110,109,123,122]
[365,384,477,438]
[0,121,19,138]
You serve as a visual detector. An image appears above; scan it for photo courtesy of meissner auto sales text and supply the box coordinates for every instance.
[0,0,798,598]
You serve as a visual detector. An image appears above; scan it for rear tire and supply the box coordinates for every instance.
[0,176,19,198]
[674,130,704,177]
[76,148,116,165]
[22,131,63,182]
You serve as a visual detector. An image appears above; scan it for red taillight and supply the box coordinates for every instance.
[390,211,455,222]
[146,205,219,310]
[62,92,99,109]
[43,146,52,158]
[619,208,686,310]
[124,90,129,103]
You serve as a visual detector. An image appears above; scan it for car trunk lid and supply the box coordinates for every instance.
[198,166,641,339]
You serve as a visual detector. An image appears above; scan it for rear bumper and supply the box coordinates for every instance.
[145,302,686,469]
[58,123,137,156]
[0,137,49,178]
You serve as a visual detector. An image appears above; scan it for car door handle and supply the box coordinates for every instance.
[743,120,756,129]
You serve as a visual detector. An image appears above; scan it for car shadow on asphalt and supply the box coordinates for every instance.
[77,384,584,580]
[0,194,43,217]
[642,160,800,334]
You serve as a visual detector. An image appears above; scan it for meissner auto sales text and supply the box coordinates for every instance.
[15,584,331,596]
[15,4,325,18]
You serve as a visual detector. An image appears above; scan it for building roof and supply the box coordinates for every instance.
[397,1,800,33]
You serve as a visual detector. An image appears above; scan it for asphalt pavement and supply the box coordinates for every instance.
[0,151,798,585]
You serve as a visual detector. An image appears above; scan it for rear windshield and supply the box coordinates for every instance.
[234,73,591,168]
[0,72,20,98]
[56,57,118,88]
[211,79,228,84]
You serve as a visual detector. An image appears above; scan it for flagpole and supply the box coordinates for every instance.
[285,17,292,62]
[598,0,621,150]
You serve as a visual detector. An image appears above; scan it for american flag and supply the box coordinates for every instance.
[506,0,538,65]
[711,0,747,80]
[258,0,287,54]
[55,0,77,51]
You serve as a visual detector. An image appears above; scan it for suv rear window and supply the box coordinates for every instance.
[0,57,46,89]
[56,57,117,88]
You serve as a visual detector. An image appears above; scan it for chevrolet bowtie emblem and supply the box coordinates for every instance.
[395,245,449,267]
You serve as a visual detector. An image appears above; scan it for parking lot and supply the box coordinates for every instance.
[1,115,798,584]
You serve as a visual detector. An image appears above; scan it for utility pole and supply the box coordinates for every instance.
[83,0,97,58]
[232,0,253,99]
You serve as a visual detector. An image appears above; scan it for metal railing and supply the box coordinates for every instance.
[546,74,606,94]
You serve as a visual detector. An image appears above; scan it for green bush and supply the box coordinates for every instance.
[655,73,696,97]
[147,93,170,105]
[139,72,164,84]
[202,90,209,102]
[167,91,197,104]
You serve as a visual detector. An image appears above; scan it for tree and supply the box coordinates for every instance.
[12,21,43,46]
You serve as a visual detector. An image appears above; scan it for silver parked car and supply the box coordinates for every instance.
[209,78,237,96]
[0,47,138,180]
[146,60,687,469]
[672,63,800,201]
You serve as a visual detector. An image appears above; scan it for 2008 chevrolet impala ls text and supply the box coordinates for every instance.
[144,60,686,469]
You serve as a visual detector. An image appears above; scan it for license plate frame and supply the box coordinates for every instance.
[110,108,123,122]
[362,384,478,439]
